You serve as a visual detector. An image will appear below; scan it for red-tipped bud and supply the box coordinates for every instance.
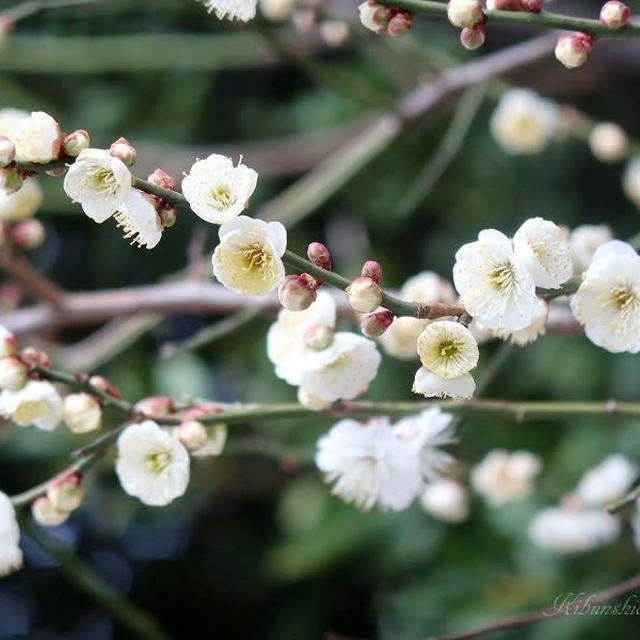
[555,32,593,69]
[358,1,393,33]
[135,395,174,417]
[360,309,394,337]
[460,23,485,50]
[304,324,334,350]
[177,420,208,451]
[346,276,382,313]
[11,219,46,250]
[88,375,121,398]
[361,260,382,284]
[518,0,542,12]
[307,242,332,271]
[62,129,90,157]
[278,274,318,311]
[47,471,84,511]
[159,206,177,228]
[109,136,137,166]
[0,357,28,391]
[19,346,50,368]
[387,12,412,37]
[0,136,15,168]
[447,0,484,28]
[0,167,23,195]
[600,1,630,29]
[147,168,176,191]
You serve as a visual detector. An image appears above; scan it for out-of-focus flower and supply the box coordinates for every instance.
[63,393,102,433]
[47,472,84,511]
[358,1,392,33]
[412,368,476,399]
[569,224,612,273]
[623,157,640,208]
[198,0,257,21]
[0,108,28,141]
[575,455,637,507]
[0,491,22,576]
[0,178,43,221]
[260,0,296,21]
[589,122,628,163]
[0,326,16,358]
[0,357,27,391]
[0,380,63,431]
[420,479,469,523]
[13,111,62,164]
[31,496,70,527]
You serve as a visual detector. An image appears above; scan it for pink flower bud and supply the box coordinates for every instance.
[135,395,174,416]
[32,496,69,527]
[0,326,17,358]
[63,392,102,433]
[109,136,137,166]
[387,12,412,37]
[555,32,593,69]
[278,274,318,311]
[47,472,84,511]
[518,0,542,12]
[447,0,484,28]
[177,420,208,451]
[307,242,332,271]
[358,1,393,33]
[19,346,50,368]
[0,136,15,167]
[88,375,121,398]
[159,206,177,228]
[304,324,334,350]
[600,1,630,29]
[0,167,23,195]
[147,168,176,191]
[0,356,28,391]
[11,219,46,250]
[460,23,485,49]
[360,309,394,337]
[62,129,90,157]
[346,276,382,313]
[361,260,382,284]
[487,0,518,9]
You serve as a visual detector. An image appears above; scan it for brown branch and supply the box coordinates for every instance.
[0,250,65,305]
[434,572,640,640]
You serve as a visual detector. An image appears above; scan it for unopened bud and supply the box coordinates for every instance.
[447,0,483,28]
[518,0,542,12]
[278,274,318,311]
[14,111,62,164]
[159,206,177,228]
[62,129,90,157]
[89,375,120,398]
[0,326,17,358]
[358,1,392,33]
[346,276,382,313]
[555,32,593,69]
[307,242,332,271]
[320,20,350,47]
[11,219,46,250]
[47,472,84,511]
[589,122,629,163]
[292,7,316,32]
[261,0,296,21]
[387,12,412,37]
[305,324,334,350]
[297,387,331,411]
[31,496,70,527]
[0,167,23,195]
[486,0,517,9]
[19,346,50,368]
[177,420,208,451]
[360,309,394,337]
[109,136,137,166]
[600,1,630,29]
[135,395,174,417]
[460,23,485,50]
[63,392,102,433]
[361,260,382,284]
[0,357,27,391]
[0,136,15,167]
[147,168,176,191]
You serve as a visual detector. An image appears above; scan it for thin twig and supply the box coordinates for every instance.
[606,482,640,514]
[0,251,65,305]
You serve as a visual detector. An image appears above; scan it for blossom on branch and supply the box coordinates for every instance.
[575,454,637,507]
[0,178,43,222]
[0,380,63,431]
[416,321,479,379]
[13,111,62,164]
[412,368,476,399]
[0,491,22,576]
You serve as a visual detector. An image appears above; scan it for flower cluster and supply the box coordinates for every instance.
[315,408,456,511]
[358,2,413,37]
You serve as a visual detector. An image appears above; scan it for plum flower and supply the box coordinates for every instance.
[575,455,637,507]
[212,216,286,294]
[0,380,63,431]
[182,154,258,224]
[416,321,479,379]
[453,229,537,331]
[116,421,190,506]
[0,491,22,576]
[412,368,476,399]
[493,297,548,346]
[570,240,640,353]
[315,417,423,511]
[13,111,62,164]
[198,0,257,22]
[569,224,612,273]
[113,190,162,249]
[0,178,43,222]
[420,480,469,523]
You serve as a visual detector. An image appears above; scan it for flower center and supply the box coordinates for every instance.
[488,261,516,291]
[438,340,459,359]
[89,167,118,195]
[242,242,273,275]
[13,400,47,425]
[146,451,171,472]
[611,285,636,311]
[209,184,236,210]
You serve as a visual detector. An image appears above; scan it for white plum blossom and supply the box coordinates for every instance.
[267,290,336,385]
[63,149,132,222]
[299,332,381,404]
[493,298,548,346]
[447,0,483,28]
[589,122,628,163]
[63,393,102,434]
[471,449,541,505]
[191,423,227,458]
[13,111,62,164]
[569,224,612,273]
[0,178,43,222]
[416,321,479,379]
[393,408,456,481]
[0,380,63,431]
[453,229,537,331]
[512,217,573,289]
[0,108,29,141]
[529,506,620,554]
[113,189,162,249]
[212,216,286,295]
[570,240,640,353]
[358,1,388,32]
[0,491,22,576]
[260,0,296,21]
[490,89,558,155]
[315,417,423,511]
[198,0,257,22]
[116,421,190,506]
[575,455,637,507]
[420,480,469,523]
[413,368,476,399]
[623,157,640,208]
[181,154,258,224]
